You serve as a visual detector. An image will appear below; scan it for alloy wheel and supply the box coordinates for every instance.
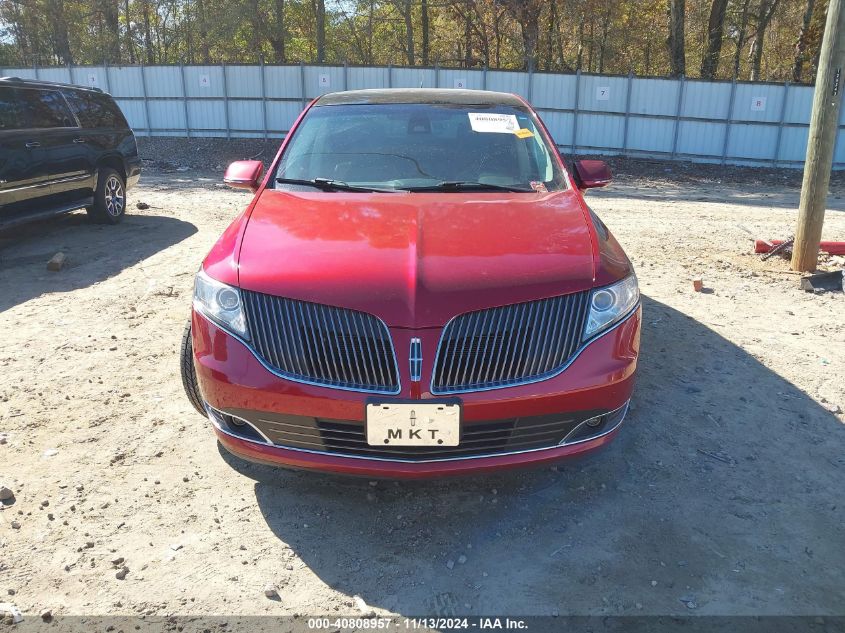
[104,175,125,217]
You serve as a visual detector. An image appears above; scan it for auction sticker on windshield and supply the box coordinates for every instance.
[468,112,519,134]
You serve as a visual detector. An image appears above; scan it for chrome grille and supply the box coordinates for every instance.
[236,409,593,461]
[241,291,400,393]
[432,292,591,394]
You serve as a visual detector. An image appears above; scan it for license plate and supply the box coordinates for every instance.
[366,402,460,447]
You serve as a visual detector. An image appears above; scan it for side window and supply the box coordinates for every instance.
[63,90,127,129]
[0,87,24,131]
[21,89,76,128]
[94,94,128,128]
[62,90,98,127]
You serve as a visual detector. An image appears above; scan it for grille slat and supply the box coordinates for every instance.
[305,302,326,378]
[241,291,399,393]
[243,410,593,461]
[297,302,317,377]
[346,310,366,387]
[486,306,510,385]
[507,303,527,378]
[432,291,591,394]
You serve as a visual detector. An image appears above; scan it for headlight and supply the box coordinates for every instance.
[193,270,249,339]
[583,274,639,340]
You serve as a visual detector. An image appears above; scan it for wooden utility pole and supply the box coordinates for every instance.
[792,0,845,272]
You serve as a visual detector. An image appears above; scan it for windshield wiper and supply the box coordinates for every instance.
[275,177,403,193]
[406,181,535,193]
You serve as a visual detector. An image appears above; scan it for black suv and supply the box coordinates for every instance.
[0,77,141,229]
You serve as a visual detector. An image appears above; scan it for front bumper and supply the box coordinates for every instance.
[191,306,641,478]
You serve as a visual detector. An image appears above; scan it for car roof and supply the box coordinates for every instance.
[0,76,104,94]
[315,88,525,107]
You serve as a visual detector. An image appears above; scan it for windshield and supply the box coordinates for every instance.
[274,102,566,192]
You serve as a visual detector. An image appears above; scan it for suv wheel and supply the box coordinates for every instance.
[180,321,206,416]
[88,168,127,224]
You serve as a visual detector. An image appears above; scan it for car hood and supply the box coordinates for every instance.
[237,189,596,328]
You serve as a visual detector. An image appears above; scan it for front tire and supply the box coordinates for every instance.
[87,168,126,224]
[180,321,206,416]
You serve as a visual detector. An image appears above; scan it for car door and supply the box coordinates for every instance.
[18,87,92,205]
[0,85,48,216]
[60,88,119,192]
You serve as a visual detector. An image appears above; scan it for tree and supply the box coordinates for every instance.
[0,0,831,85]
[140,0,155,63]
[731,0,751,77]
[421,0,430,65]
[501,0,543,70]
[700,0,729,79]
[667,0,685,76]
[792,0,816,81]
[123,0,136,63]
[314,0,326,63]
[393,0,414,65]
[196,0,211,62]
[47,0,74,65]
[100,0,121,63]
[748,0,781,80]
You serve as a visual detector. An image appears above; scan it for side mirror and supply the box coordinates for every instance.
[224,160,264,192]
[573,160,612,189]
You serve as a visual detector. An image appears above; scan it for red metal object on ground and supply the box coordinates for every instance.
[755,239,845,255]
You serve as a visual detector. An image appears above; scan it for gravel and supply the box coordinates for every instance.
[0,150,843,620]
[137,138,279,173]
[136,137,845,190]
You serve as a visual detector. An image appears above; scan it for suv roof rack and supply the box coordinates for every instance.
[0,76,104,93]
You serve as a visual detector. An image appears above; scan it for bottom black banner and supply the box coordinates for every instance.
[3,616,844,633]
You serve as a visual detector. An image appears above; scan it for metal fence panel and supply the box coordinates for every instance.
[186,99,226,131]
[577,75,627,114]
[783,85,814,124]
[389,67,434,88]
[143,66,183,97]
[731,83,784,123]
[7,67,36,80]
[113,99,146,129]
[107,66,145,97]
[69,65,100,88]
[2,63,842,168]
[225,65,263,97]
[228,100,264,131]
[36,67,72,83]
[304,65,344,98]
[678,120,725,157]
[576,113,624,149]
[183,66,226,98]
[727,123,779,160]
[626,117,676,154]
[437,68,482,90]
[630,78,679,117]
[347,66,389,90]
[531,73,577,110]
[682,80,732,119]
[148,99,186,131]
[779,126,811,162]
[262,65,302,99]
[266,100,301,132]
[485,70,529,96]
[539,110,574,148]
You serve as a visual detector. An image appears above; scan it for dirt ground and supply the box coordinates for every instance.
[1,149,844,624]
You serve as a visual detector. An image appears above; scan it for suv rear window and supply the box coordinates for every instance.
[20,88,76,128]
[63,89,127,129]
[0,87,24,131]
